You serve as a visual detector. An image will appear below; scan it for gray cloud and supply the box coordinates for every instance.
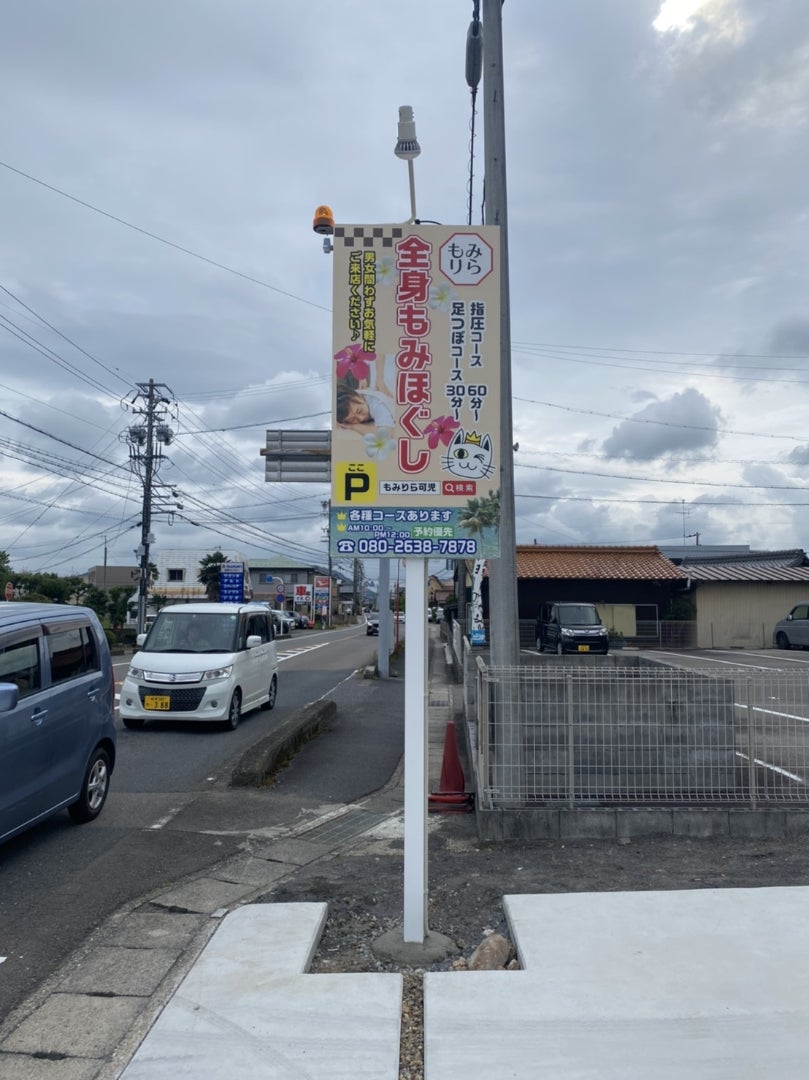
[788,446,809,466]
[601,389,722,461]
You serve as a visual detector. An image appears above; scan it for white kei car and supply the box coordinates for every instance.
[119,603,278,731]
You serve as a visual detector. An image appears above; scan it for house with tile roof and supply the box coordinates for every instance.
[515,545,687,644]
[454,544,809,650]
[457,544,687,646]
[672,549,809,649]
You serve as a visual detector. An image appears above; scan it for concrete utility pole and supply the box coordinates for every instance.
[482,0,520,668]
[126,380,175,636]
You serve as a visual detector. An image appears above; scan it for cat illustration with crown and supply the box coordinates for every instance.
[440,428,495,480]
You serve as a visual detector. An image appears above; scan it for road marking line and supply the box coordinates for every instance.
[734,703,809,724]
[145,807,183,830]
[277,641,331,663]
[735,750,806,784]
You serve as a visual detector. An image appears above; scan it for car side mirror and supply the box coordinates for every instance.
[0,682,20,712]
[246,634,262,649]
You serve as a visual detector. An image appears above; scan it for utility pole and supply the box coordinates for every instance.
[353,558,364,616]
[482,0,520,668]
[321,498,333,628]
[125,380,176,635]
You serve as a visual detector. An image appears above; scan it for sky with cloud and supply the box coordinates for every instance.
[1,0,808,581]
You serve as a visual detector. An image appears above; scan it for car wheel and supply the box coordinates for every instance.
[261,674,277,711]
[776,632,791,650]
[556,640,564,655]
[68,748,111,824]
[225,689,242,731]
[122,715,145,730]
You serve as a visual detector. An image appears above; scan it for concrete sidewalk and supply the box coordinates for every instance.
[116,885,809,1079]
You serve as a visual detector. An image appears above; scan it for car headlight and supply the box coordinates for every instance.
[127,665,145,679]
[560,627,574,636]
[202,665,233,681]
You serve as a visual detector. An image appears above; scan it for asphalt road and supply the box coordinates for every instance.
[0,622,403,1019]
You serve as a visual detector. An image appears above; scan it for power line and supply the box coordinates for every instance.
[515,396,803,443]
[0,159,330,313]
[176,409,330,434]
[514,490,809,508]
[0,314,122,400]
[0,283,133,388]
[0,408,131,468]
[513,339,809,362]
[516,459,809,492]
[513,344,809,386]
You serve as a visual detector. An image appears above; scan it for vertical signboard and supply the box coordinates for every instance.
[330,224,501,559]
[218,562,245,603]
[313,575,330,607]
[293,584,312,607]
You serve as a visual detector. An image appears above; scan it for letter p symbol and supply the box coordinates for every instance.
[335,462,375,503]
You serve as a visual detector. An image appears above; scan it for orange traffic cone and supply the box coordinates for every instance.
[428,722,474,812]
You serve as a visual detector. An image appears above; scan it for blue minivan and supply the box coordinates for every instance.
[0,602,117,844]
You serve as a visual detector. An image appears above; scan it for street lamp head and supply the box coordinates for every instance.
[393,105,420,160]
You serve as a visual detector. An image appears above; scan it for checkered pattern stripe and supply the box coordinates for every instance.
[333,225,404,248]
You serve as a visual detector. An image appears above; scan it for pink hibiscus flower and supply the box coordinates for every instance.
[334,344,376,382]
[423,415,460,450]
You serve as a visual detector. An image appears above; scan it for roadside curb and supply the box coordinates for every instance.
[230,699,337,787]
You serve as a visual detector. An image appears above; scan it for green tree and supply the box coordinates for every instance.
[16,572,73,604]
[108,587,132,627]
[0,550,12,581]
[84,586,111,621]
[198,550,228,601]
[65,575,87,604]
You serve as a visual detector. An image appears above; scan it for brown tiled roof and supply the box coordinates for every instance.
[514,545,685,581]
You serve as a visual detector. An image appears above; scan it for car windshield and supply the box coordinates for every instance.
[558,605,601,626]
[142,612,239,653]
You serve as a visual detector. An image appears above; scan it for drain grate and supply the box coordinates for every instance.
[429,694,451,708]
[299,809,391,846]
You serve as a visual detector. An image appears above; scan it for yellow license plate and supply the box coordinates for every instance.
[577,645,590,653]
[144,695,171,711]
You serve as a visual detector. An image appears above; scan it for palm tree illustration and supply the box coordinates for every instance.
[458,489,500,538]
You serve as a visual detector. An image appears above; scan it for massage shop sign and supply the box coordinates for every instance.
[330,223,501,559]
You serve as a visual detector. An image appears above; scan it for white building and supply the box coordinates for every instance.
[151,549,250,602]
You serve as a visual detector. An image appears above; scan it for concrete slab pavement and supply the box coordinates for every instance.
[425,886,809,1078]
[119,904,402,1080]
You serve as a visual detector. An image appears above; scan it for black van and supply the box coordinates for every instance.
[536,602,609,655]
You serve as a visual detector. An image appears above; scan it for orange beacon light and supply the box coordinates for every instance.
[312,205,334,235]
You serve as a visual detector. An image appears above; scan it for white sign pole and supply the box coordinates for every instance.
[403,558,428,942]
